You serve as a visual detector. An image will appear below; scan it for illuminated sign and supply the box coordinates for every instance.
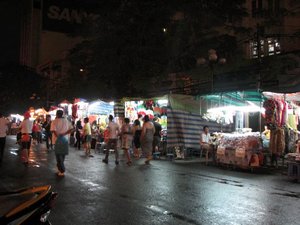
[42,0,100,33]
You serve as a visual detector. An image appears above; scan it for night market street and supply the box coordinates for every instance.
[0,136,299,225]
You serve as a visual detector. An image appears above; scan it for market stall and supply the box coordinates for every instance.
[72,98,89,121]
[216,132,263,169]
[87,100,114,130]
[262,91,300,166]
[124,97,168,129]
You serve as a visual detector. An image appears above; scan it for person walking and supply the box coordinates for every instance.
[83,117,92,156]
[102,115,120,165]
[152,117,162,154]
[74,120,83,150]
[42,115,52,150]
[0,113,9,164]
[132,119,142,158]
[19,112,33,165]
[121,118,133,166]
[141,115,155,164]
[51,110,73,176]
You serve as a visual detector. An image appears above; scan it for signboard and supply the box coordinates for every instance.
[42,0,100,33]
[88,100,113,116]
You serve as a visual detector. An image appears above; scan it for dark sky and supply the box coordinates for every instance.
[0,0,21,66]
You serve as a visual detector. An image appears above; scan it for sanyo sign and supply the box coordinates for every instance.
[46,5,99,24]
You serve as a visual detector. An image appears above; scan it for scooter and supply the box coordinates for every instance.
[0,185,58,225]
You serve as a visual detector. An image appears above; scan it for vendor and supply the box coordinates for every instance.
[262,126,270,148]
[200,126,213,165]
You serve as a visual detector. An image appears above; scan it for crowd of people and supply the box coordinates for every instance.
[0,110,163,176]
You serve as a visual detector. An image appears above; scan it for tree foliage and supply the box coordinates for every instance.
[0,64,46,114]
[66,0,251,98]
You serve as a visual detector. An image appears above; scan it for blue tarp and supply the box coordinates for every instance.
[87,100,114,115]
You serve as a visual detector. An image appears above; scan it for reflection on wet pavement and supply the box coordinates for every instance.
[1,136,300,225]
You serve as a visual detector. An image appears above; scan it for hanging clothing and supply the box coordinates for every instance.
[287,114,297,130]
[269,128,285,155]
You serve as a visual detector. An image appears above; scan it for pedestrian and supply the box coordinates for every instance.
[152,117,162,154]
[140,115,155,164]
[132,119,142,158]
[102,115,120,165]
[19,112,33,165]
[83,117,92,156]
[50,110,74,176]
[74,120,83,150]
[121,118,133,166]
[0,113,9,164]
[42,115,52,150]
[32,120,39,145]
[69,121,75,146]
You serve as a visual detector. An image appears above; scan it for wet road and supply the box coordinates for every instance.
[0,136,299,225]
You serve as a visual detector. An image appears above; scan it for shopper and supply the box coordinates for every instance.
[132,119,142,158]
[74,120,83,150]
[141,115,155,164]
[102,115,120,165]
[19,112,33,165]
[0,113,9,164]
[121,118,133,166]
[152,117,162,154]
[51,110,73,176]
[83,117,92,156]
[42,115,52,150]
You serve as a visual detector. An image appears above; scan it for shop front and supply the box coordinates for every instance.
[263,91,300,172]
[87,100,114,131]
[124,97,168,129]
[167,92,267,168]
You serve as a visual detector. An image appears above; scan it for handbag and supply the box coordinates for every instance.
[21,134,30,142]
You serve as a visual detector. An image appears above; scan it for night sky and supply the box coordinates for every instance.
[0,0,21,66]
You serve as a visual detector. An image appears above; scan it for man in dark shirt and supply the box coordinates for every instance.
[152,117,162,154]
[42,115,52,150]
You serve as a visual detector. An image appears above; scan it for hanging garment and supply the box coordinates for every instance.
[269,128,285,155]
[263,100,276,125]
[275,100,283,127]
[281,101,288,127]
[287,114,297,130]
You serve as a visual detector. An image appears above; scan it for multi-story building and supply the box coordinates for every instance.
[19,0,99,104]
[19,0,299,98]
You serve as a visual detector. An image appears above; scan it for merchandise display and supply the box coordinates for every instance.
[125,99,168,129]
[216,132,263,168]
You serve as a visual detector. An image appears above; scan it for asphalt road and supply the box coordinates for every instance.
[0,136,299,225]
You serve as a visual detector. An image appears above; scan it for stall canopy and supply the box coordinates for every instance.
[87,100,114,115]
[167,94,233,150]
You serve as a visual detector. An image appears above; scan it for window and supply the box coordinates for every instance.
[250,38,281,58]
[267,38,281,55]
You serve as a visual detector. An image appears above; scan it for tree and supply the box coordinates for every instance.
[0,64,46,114]
[65,0,249,98]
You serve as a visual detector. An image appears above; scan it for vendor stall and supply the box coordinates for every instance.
[72,98,88,121]
[216,132,263,169]
[87,100,114,130]
[262,91,300,166]
[124,97,168,129]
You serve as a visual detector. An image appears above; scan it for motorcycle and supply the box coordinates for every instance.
[0,185,58,225]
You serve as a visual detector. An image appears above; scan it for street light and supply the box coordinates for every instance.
[197,49,226,93]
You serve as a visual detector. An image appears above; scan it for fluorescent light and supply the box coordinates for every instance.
[157,99,168,105]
